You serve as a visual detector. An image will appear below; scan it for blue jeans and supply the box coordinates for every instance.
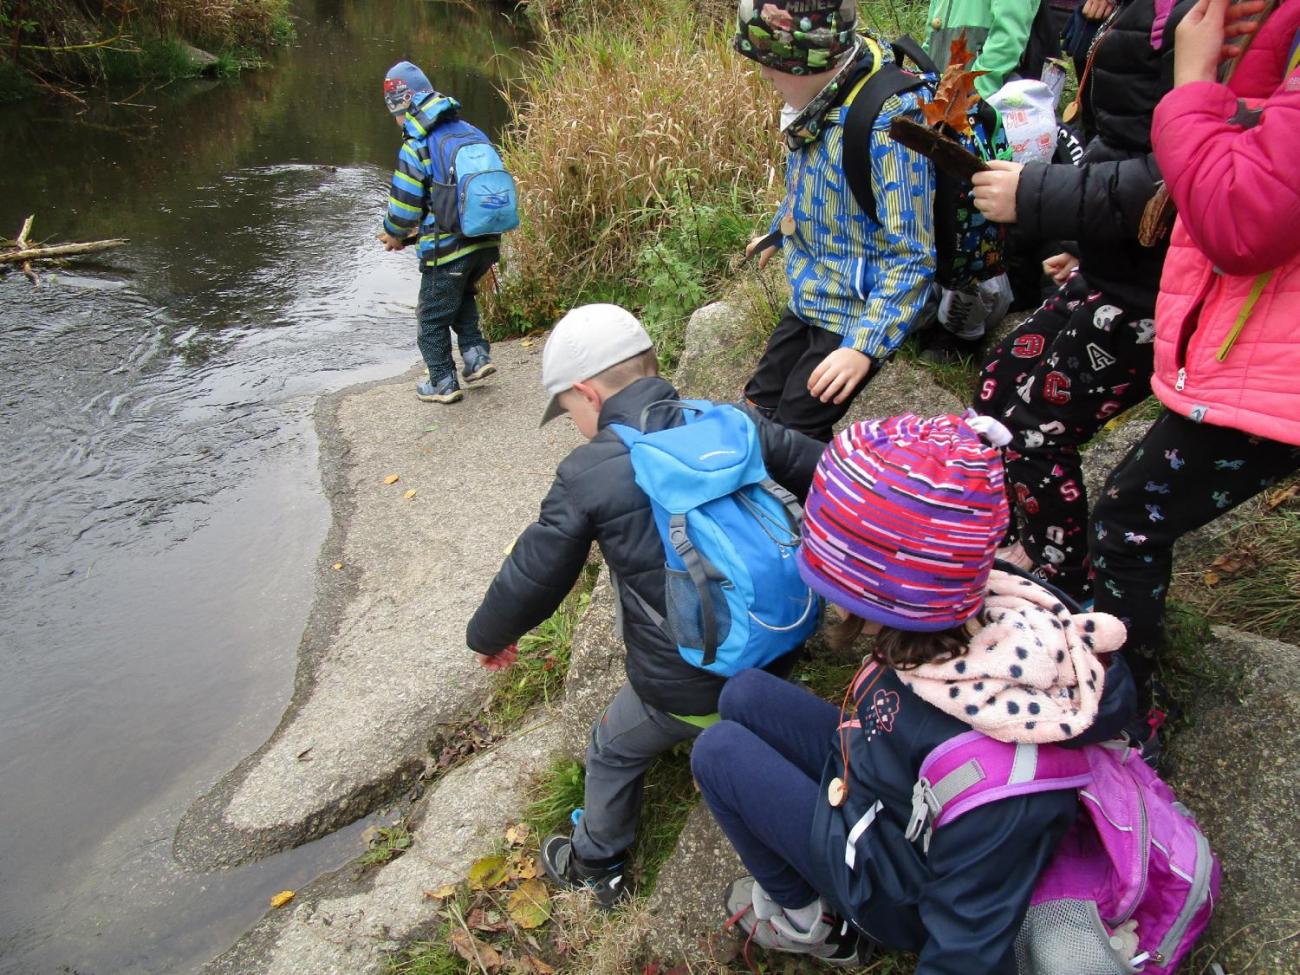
[416,248,497,382]
[691,669,839,908]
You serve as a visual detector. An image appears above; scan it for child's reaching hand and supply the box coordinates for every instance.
[809,347,872,404]
[477,644,518,671]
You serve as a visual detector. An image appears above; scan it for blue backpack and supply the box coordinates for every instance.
[610,400,820,676]
[426,119,520,238]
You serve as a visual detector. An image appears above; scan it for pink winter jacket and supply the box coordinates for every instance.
[1149,0,1300,446]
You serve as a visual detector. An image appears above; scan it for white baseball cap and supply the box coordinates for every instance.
[539,304,654,426]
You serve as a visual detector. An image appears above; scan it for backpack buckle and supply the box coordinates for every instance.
[905,777,941,854]
[668,523,693,558]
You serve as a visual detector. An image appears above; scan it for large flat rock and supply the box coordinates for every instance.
[176,341,582,868]
[1164,627,1300,974]
[204,720,563,975]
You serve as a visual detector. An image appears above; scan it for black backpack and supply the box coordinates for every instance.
[840,36,1007,291]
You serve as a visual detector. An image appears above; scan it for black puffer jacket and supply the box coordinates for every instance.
[466,376,825,717]
[1014,0,1191,313]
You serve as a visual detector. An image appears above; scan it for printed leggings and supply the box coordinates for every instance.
[973,272,1156,600]
[1090,409,1300,696]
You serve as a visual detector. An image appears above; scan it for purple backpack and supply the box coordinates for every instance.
[905,731,1220,974]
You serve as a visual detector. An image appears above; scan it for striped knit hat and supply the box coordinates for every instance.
[797,414,1010,632]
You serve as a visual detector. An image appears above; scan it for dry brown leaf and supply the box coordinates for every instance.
[1266,482,1299,509]
[523,956,556,974]
[920,34,987,136]
[423,883,457,902]
[403,488,418,501]
[450,928,503,971]
[384,474,400,485]
[509,851,539,881]
[505,823,531,846]
[269,890,295,909]
[331,562,344,571]
[468,854,510,891]
[506,878,551,929]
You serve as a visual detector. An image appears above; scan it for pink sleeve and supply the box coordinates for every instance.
[1152,79,1300,275]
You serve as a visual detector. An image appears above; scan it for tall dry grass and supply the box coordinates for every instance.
[487,2,784,332]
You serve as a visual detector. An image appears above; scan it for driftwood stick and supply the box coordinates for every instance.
[888,117,989,181]
[0,239,127,264]
[15,215,34,249]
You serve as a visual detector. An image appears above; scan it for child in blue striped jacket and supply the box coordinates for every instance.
[734,0,937,442]
[379,60,498,405]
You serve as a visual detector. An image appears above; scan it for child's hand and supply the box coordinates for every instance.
[1176,0,1230,85]
[746,233,778,269]
[1081,0,1115,20]
[971,161,1024,223]
[477,644,518,671]
[1043,252,1079,284]
[378,231,407,251]
[809,347,872,404]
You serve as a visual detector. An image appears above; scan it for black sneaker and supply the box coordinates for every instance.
[539,833,628,909]
[918,324,984,365]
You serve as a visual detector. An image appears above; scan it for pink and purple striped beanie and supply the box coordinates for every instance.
[797,414,1010,632]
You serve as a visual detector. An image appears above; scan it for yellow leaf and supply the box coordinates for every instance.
[403,489,417,501]
[423,883,457,902]
[269,890,295,909]
[332,563,344,571]
[506,878,551,929]
[524,957,555,975]
[468,854,510,891]
[1203,570,1221,587]
[508,850,538,880]
[384,474,400,485]
[505,823,530,846]
[521,337,535,348]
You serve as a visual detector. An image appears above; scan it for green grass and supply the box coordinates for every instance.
[386,940,460,975]
[487,564,599,728]
[358,825,414,867]
[894,336,982,401]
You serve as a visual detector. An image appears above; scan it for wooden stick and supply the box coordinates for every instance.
[15,215,33,249]
[0,239,127,264]
[888,117,989,181]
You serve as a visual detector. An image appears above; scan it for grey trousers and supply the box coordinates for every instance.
[571,681,702,862]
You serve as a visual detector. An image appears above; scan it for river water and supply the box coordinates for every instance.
[0,3,526,972]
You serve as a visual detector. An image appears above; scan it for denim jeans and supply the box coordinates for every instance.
[692,669,839,908]
[416,248,497,382]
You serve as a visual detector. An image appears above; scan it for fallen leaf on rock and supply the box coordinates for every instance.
[507,879,551,929]
[468,854,510,891]
[269,890,295,909]
[384,474,400,485]
[1266,482,1299,509]
[521,337,535,348]
[331,562,344,571]
[450,928,502,971]
[403,488,417,501]
[423,884,457,902]
[296,747,313,761]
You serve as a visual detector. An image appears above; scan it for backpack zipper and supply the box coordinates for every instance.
[1110,777,1151,926]
[1214,271,1273,362]
[1154,828,1214,966]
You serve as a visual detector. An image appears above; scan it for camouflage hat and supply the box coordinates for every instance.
[734,0,858,74]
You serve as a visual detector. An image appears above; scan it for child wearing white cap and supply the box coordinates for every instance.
[466,303,824,906]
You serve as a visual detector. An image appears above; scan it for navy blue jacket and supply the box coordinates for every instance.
[466,376,826,716]
[808,656,1135,974]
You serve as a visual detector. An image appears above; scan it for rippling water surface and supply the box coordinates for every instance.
[0,3,526,971]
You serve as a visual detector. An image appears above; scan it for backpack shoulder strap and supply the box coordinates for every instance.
[905,731,1093,852]
[841,38,930,224]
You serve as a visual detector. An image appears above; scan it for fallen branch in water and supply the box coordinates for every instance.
[1,216,127,282]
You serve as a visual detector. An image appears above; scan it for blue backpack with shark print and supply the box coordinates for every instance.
[426,119,520,238]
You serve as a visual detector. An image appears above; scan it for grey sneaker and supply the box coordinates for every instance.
[723,877,870,967]
[461,347,496,383]
[416,374,463,404]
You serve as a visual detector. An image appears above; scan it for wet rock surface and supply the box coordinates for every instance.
[176,342,581,870]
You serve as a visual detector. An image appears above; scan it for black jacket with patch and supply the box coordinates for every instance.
[808,657,1135,975]
[465,376,825,717]
[1013,0,1192,314]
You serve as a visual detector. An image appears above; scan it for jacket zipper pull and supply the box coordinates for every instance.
[1175,368,1187,391]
